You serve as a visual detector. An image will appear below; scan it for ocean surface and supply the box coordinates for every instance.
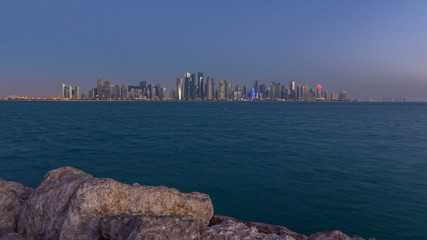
[0,101,426,239]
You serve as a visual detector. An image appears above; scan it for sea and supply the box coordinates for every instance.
[0,101,426,240]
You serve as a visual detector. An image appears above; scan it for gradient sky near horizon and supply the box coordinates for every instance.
[1,1,427,100]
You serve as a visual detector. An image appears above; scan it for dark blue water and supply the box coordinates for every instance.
[1,101,426,239]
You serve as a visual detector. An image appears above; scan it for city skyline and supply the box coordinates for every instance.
[63,73,351,101]
[1,1,427,100]
[1,73,413,102]
[55,74,351,102]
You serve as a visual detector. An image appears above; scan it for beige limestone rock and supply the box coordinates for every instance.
[100,214,200,240]
[200,215,307,240]
[0,231,26,240]
[17,166,213,240]
[307,231,375,240]
[17,167,92,239]
[0,179,32,231]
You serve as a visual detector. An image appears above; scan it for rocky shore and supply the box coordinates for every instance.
[0,167,375,240]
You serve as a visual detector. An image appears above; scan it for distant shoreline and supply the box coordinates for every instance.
[0,99,422,102]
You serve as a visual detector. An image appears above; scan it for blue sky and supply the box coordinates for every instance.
[1,0,427,99]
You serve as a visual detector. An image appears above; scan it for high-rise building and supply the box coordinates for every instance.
[139,81,147,97]
[331,92,339,101]
[315,84,323,99]
[61,83,66,98]
[170,89,177,99]
[269,82,276,99]
[150,84,156,99]
[61,83,79,99]
[176,77,183,100]
[184,72,191,100]
[197,72,204,99]
[253,80,259,98]
[218,80,226,100]
[103,80,112,99]
[339,90,349,101]
[89,89,96,99]
[290,81,296,100]
[72,86,79,99]
[275,82,281,99]
[61,84,72,99]
[190,73,196,99]
[226,82,232,100]
[121,84,127,99]
[155,84,161,99]
[97,77,103,99]
[206,77,213,100]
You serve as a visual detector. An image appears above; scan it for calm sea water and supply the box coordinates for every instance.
[0,101,426,239]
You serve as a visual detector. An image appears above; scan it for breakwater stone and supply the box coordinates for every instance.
[0,167,375,240]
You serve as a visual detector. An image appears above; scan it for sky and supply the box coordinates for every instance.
[1,0,427,100]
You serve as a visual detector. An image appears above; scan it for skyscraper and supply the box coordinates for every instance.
[140,81,147,97]
[290,81,296,100]
[61,84,71,98]
[252,80,258,99]
[218,80,226,100]
[339,90,349,101]
[206,77,213,100]
[176,77,183,100]
[190,73,196,99]
[197,72,204,99]
[72,86,79,99]
[121,84,128,99]
[61,83,66,98]
[184,72,191,100]
[97,77,103,99]
[226,82,232,100]
[316,84,322,99]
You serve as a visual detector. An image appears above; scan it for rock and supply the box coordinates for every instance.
[0,231,26,240]
[17,167,93,240]
[100,215,200,240]
[0,179,33,231]
[18,166,213,240]
[200,215,307,240]
[307,231,375,240]
[1,167,373,240]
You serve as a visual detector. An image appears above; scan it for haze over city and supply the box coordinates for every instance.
[1,1,427,100]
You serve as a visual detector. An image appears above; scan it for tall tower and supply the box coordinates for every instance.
[190,73,196,99]
[219,80,226,100]
[206,77,213,100]
[198,72,204,99]
[254,80,259,95]
[97,77,103,99]
[176,77,183,100]
[270,82,276,99]
[316,84,323,99]
[290,81,296,100]
[61,83,66,98]
[72,86,80,99]
[184,72,191,100]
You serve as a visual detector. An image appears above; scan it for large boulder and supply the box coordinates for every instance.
[17,167,92,239]
[200,215,307,240]
[18,167,213,240]
[307,231,375,240]
[0,179,33,231]
[0,231,26,240]
[100,215,200,240]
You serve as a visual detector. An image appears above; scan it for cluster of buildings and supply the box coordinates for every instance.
[61,84,80,99]
[173,72,350,101]
[60,73,351,101]
[63,78,167,100]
